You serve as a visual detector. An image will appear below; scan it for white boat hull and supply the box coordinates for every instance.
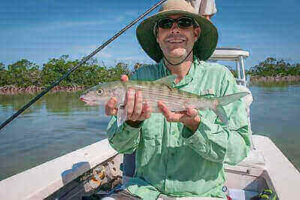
[0,135,299,200]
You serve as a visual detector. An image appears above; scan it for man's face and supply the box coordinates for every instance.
[156,14,201,60]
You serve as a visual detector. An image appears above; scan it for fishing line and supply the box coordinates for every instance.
[0,0,168,132]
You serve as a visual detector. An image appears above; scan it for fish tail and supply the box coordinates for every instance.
[212,106,228,124]
[211,92,249,124]
[216,92,249,106]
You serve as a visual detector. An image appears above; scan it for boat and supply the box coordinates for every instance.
[0,48,299,200]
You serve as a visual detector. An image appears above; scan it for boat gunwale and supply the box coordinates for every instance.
[1,136,300,200]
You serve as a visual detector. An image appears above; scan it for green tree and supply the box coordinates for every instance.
[0,62,9,86]
[41,55,73,87]
[69,60,109,87]
[225,65,237,78]
[41,55,115,87]
[249,57,299,77]
[7,59,40,87]
[107,62,130,82]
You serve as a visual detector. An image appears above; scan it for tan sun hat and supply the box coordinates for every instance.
[136,0,218,62]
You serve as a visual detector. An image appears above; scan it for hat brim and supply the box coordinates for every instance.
[136,10,218,62]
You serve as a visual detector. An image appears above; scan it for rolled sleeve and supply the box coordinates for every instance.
[182,117,228,163]
[107,117,142,154]
[181,69,251,165]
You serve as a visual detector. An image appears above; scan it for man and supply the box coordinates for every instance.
[105,0,250,199]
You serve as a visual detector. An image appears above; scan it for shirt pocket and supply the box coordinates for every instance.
[200,88,216,97]
[138,136,161,167]
[141,114,163,140]
[138,115,163,167]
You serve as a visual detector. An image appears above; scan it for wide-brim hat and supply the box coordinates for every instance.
[136,0,218,62]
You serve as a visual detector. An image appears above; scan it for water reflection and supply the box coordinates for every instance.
[250,81,300,88]
[0,92,110,180]
[45,92,87,114]
[0,92,98,116]
[250,85,300,170]
[0,85,299,180]
[0,94,43,114]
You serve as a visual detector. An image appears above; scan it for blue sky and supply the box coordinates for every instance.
[0,0,299,70]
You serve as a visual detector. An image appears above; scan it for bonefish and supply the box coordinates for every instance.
[80,75,248,126]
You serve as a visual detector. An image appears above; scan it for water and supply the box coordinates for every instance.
[0,92,110,180]
[0,85,299,180]
[250,84,300,170]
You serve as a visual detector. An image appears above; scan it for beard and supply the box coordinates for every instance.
[162,33,191,59]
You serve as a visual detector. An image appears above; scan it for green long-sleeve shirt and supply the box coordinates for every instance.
[106,58,250,199]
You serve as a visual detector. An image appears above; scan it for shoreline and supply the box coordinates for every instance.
[250,75,300,83]
[0,86,86,95]
[1,76,300,95]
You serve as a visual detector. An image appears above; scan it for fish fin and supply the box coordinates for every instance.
[154,75,177,88]
[213,105,228,125]
[216,92,249,106]
[211,92,249,124]
[117,104,127,127]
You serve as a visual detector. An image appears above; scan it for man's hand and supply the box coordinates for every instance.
[158,101,201,133]
[105,75,129,116]
[105,75,152,127]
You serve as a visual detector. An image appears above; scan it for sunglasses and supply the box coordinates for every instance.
[157,17,196,29]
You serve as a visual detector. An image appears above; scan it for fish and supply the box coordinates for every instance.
[80,75,249,126]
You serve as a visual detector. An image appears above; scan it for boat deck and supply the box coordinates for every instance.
[0,135,299,200]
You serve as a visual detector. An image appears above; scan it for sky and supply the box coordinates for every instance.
[0,0,299,70]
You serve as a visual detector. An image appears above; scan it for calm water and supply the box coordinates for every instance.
[0,85,299,180]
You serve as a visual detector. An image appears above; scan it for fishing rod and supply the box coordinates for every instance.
[0,0,167,132]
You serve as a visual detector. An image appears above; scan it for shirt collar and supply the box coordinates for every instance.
[159,56,200,88]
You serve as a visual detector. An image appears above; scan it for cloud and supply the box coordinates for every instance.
[123,10,140,17]
[70,44,114,60]
[98,52,113,59]
[38,20,107,31]
[111,56,153,65]
[115,16,126,23]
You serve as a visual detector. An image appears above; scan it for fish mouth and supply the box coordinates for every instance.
[80,97,98,106]
[80,97,87,102]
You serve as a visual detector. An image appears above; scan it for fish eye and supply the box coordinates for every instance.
[97,89,103,95]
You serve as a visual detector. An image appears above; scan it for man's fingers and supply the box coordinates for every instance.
[109,108,118,116]
[105,97,118,116]
[186,107,198,117]
[157,101,169,115]
[158,101,172,120]
[140,102,152,120]
[158,102,200,123]
[158,101,181,122]
[121,75,129,82]
[126,89,136,118]
[104,75,127,116]
[130,90,143,121]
